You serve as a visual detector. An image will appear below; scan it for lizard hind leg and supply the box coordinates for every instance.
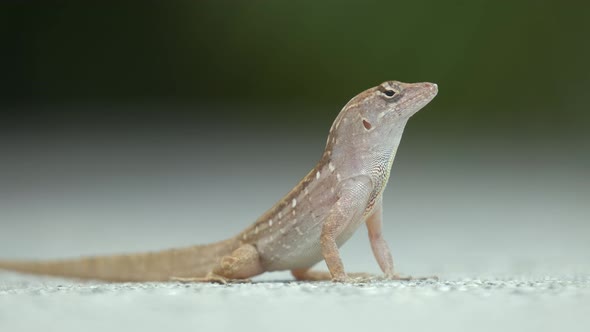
[172,244,264,284]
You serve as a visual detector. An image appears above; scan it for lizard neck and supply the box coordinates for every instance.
[329,118,408,193]
[355,118,409,209]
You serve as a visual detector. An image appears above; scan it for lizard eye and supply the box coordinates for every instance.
[383,90,396,97]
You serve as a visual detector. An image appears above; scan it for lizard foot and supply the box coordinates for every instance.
[170,273,252,284]
[382,273,439,281]
[332,272,379,283]
[292,269,379,283]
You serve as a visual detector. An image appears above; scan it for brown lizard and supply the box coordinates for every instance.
[0,80,438,283]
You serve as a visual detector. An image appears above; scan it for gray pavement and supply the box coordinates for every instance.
[1,273,589,332]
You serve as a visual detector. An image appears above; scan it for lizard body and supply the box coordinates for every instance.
[0,81,438,282]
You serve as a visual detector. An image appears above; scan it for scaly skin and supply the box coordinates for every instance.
[0,81,438,283]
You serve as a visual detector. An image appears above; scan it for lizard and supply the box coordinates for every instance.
[0,80,438,283]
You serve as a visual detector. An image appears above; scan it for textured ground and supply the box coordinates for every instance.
[1,273,589,332]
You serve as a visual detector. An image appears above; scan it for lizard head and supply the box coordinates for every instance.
[332,81,438,133]
[327,81,438,161]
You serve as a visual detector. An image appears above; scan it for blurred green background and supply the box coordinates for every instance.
[3,1,589,138]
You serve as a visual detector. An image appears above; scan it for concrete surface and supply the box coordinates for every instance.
[1,273,589,332]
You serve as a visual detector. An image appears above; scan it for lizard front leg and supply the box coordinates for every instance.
[365,197,409,280]
[366,197,437,281]
[293,176,373,282]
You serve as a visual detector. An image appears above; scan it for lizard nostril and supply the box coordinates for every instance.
[362,119,372,130]
[424,83,437,90]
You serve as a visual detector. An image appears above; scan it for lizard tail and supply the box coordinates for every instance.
[0,239,240,282]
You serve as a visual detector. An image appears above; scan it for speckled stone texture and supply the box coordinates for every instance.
[1,273,589,332]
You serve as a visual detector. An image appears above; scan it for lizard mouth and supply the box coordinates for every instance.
[396,82,438,118]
